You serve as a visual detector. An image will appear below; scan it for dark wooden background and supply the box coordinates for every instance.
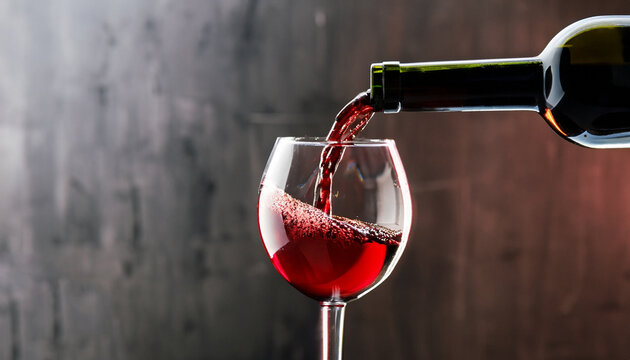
[2,0,630,359]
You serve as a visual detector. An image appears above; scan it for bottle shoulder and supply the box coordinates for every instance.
[540,16,630,58]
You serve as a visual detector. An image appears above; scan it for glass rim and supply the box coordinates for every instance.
[276,137,396,146]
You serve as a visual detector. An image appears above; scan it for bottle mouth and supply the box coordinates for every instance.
[370,61,402,113]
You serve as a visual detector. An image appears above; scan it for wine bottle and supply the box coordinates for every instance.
[370,16,630,148]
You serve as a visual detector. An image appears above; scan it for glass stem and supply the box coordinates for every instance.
[320,302,346,360]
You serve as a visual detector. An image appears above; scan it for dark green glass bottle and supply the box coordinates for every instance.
[370,16,630,148]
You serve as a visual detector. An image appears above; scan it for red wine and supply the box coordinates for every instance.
[326,91,375,143]
[259,186,401,302]
[313,91,374,214]
[369,16,630,148]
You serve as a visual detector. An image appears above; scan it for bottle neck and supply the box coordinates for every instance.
[370,58,544,113]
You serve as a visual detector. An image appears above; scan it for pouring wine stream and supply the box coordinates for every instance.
[313,91,375,214]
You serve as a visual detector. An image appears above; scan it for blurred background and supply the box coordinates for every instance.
[2,0,630,359]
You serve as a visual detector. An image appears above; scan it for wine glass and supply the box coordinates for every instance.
[258,137,412,360]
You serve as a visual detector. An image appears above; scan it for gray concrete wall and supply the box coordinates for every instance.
[1,0,630,359]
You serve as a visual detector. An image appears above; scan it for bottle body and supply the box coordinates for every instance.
[370,16,630,148]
